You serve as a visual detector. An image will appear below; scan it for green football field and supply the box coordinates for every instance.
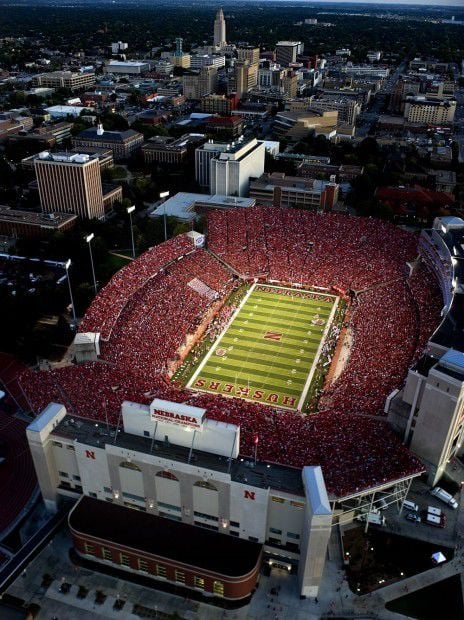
[188,284,338,410]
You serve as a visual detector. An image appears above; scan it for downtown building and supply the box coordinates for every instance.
[403,97,457,125]
[249,173,339,211]
[34,151,121,220]
[195,137,265,196]
[72,124,144,161]
[213,8,227,48]
[32,71,96,91]
[275,42,304,67]
[27,399,332,602]
[183,66,218,100]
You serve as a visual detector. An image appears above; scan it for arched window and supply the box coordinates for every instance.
[156,470,178,481]
[194,480,218,491]
[119,461,141,472]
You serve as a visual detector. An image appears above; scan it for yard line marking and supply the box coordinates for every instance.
[187,283,256,387]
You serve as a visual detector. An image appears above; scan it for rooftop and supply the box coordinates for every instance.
[51,414,305,496]
[76,127,142,143]
[34,151,98,164]
[150,192,255,221]
[0,207,77,227]
[69,496,262,577]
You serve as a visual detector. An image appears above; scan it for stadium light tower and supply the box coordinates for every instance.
[160,191,170,242]
[127,205,136,258]
[84,233,97,295]
[65,259,77,326]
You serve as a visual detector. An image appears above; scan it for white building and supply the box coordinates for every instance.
[341,64,389,78]
[214,8,227,48]
[27,398,332,600]
[195,138,265,197]
[104,60,150,75]
[111,41,129,54]
[190,54,226,70]
[367,50,382,62]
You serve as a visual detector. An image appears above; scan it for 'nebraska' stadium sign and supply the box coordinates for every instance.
[149,398,205,430]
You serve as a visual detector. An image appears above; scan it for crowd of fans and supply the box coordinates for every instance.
[208,207,418,290]
[80,235,193,340]
[100,249,235,381]
[18,210,445,497]
[320,281,418,415]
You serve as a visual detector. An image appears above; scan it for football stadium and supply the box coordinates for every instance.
[21,208,464,601]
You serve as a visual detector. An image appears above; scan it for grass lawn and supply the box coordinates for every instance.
[188,283,338,410]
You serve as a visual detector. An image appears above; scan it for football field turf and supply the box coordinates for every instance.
[188,284,339,410]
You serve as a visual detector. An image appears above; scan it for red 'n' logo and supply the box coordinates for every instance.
[244,490,256,500]
[85,450,95,460]
[264,331,283,341]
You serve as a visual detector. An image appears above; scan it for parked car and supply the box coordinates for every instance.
[405,512,421,523]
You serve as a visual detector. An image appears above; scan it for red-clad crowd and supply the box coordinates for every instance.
[208,207,418,290]
[100,249,235,381]
[407,265,444,359]
[18,209,445,497]
[80,235,193,340]
[320,281,419,415]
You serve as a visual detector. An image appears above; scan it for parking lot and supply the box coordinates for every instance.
[379,476,461,549]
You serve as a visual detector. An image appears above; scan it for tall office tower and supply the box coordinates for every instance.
[214,8,227,48]
[233,60,258,97]
[275,41,304,67]
[183,66,218,100]
[237,46,260,65]
[34,151,105,219]
[195,137,265,196]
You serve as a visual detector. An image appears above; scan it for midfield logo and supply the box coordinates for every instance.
[263,331,283,341]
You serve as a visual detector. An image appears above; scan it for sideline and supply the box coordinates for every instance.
[187,282,256,388]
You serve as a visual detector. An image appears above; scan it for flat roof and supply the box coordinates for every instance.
[150,192,255,221]
[107,61,148,67]
[51,414,305,496]
[0,207,77,227]
[76,127,142,142]
[70,496,262,577]
[27,402,63,433]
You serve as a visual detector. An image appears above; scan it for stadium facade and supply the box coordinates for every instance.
[387,216,464,486]
[27,400,332,600]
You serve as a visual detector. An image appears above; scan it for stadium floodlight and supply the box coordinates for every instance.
[65,259,77,326]
[160,191,170,241]
[84,233,97,295]
[126,205,136,258]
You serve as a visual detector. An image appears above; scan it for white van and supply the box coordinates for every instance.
[430,487,459,510]
[403,500,419,513]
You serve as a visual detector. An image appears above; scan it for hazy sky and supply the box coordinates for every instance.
[291,0,464,5]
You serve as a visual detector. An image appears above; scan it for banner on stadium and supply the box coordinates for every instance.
[149,398,205,430]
